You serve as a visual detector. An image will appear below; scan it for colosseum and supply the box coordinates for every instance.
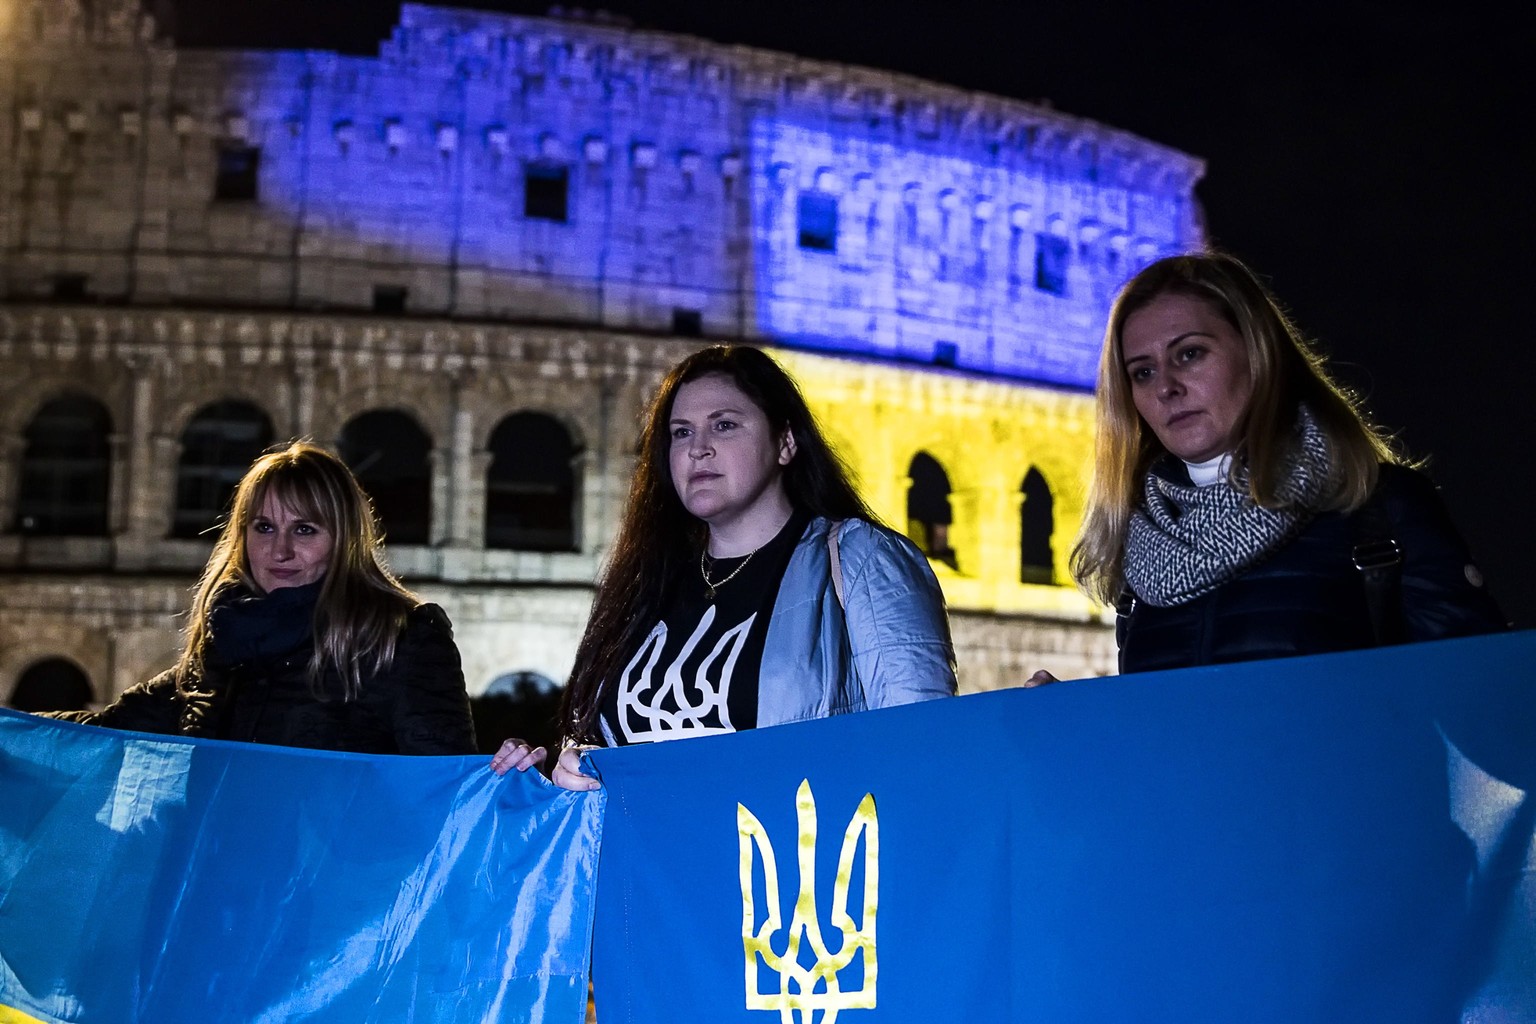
[0,0,1205,733]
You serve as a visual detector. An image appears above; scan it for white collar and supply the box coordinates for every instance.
[1183,452,1233,488]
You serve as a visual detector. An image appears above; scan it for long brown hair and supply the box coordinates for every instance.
[175,440,419,698]
[561,345,873,743]
[1071,251,1401,604]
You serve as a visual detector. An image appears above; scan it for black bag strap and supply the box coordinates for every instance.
[1350,485,1407,646]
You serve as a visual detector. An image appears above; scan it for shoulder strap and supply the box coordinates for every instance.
[1350,482,1407,646]
[828,519,846,608]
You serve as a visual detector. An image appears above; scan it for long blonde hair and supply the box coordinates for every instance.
[175,440,419,698]
[1071,251,1400,605]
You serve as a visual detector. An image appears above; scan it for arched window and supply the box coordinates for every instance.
[8,657,93,712]
[14,395,112,536]
[485,413,578,551]
[906,452,956,570]
[1020,467,1056,585]
[472,671,562,757]
[337,410,432,545]
[172,400,273,539]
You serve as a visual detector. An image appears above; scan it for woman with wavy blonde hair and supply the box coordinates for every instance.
[49,441,475,753]
[1059,251,1502,674]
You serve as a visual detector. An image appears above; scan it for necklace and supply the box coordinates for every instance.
[700,544,760,600]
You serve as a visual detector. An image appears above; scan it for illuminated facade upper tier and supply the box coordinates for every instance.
[0,0,1204,388]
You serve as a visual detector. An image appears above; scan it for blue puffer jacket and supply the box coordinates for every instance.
[1117,465,1506,674]
[758,516,958,727]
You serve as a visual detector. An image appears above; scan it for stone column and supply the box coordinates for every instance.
[573,447,598,554]
[145,435,182,538]
[290,362,316,441]
[0,435,25,534]
[106,431,130,536]
[458,449,492,551]
[948,481,980,577]
[441,373,486,552]
[972,472,1022,591]
[111,361,168,568]
[427,445,448,549]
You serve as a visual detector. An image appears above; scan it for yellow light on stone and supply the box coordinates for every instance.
[770,346,1103,621]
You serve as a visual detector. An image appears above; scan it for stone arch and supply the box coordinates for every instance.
[1020,466,1056,585]
[336,408,433,545]
[7,656,94,712]
[485,411,581,551]
[170,399,275,539]
[906,450,956,569]
[14,393,113,536]
[0,376,117,438]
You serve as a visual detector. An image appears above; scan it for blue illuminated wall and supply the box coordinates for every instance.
[0,1,1205,390]
[746,117,1199,387]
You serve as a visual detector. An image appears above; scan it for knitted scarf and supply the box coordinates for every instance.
[206,579,322,665]
[1123,409,1334,608]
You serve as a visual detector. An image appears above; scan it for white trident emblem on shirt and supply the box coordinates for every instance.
[738,779,878,1023]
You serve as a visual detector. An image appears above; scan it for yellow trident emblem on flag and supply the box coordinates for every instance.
[738,779,878,1023]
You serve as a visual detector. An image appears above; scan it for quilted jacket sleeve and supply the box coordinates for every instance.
[838,519,959,708]
[1379,465,1508,642]
[379,603,479,755]
[40,667,186,736]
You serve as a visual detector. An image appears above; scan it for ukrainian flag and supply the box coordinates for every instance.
[0,711,600,1024]
[589,632,1536,1023]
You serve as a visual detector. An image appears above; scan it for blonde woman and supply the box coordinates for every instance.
[1058,251,1503,675]
[49,441,475,754]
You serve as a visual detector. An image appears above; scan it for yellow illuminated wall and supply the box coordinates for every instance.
[773,348,1100,622]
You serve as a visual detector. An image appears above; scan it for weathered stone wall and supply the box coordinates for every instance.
[0,306,1115,701]
[0,0,1210,706]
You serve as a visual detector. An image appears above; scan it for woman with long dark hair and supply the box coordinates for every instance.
[48,441,476,754]
[493,345,956,787]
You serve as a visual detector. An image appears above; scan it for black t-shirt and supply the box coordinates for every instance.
[599,509,811,745]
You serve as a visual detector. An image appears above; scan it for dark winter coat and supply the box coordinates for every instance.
[51,604,477,755]
[1117,464,1506,674]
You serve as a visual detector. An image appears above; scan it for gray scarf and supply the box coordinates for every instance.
[1123,409,1334,607]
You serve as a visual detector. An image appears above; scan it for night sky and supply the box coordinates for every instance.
[165,0,1534,627]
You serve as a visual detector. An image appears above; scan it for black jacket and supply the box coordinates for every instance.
[1118,465,1506,673]
[51,604,477,755]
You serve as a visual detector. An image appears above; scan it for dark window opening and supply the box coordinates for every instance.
[672,308,703,337]
[486,412,579,551]
[1020,467,1056,585]
[933,341,959,367]
[337,410,432,545]
[172,400,273,539]
[1034,233,1069,296]
[797,192,838,252]
[9,658,93,713]
[15,395,112,536]
[524,163,569,223]
[372,285,408,314]
[214,144,260,202]
[906,451,957,571]
[51,274,90,301]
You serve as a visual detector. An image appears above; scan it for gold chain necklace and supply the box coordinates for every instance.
[700,545,760,600]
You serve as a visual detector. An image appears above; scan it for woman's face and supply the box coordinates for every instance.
[245,492,334,592]
[667,374,796,534]
[1121,291,1254,464]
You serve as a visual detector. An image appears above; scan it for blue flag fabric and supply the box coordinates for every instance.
[0,713,602,1024]
[588,632,1536,1023]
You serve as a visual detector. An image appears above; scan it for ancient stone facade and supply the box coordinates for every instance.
[0,0,1206,708]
